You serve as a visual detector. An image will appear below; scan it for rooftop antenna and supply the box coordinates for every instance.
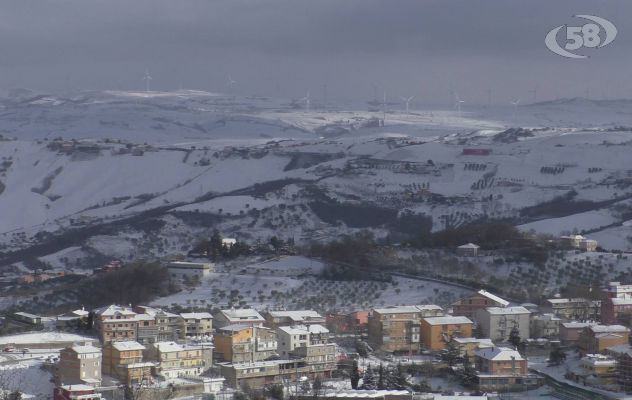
[382,91,387,123]
[510,98,520,124]
[142,70,152,93]
[454,93,464,118]
[372,84,378,102]
[227,76,237,88]
[400,96,414,113]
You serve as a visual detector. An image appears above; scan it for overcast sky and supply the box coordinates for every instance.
[0,0,630,105]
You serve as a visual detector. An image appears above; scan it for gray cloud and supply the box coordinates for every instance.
[0,0,629,105]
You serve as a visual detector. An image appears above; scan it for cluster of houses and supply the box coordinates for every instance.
[53,306,337,399]
[366,283,632,393]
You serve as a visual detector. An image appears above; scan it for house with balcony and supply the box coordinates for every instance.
[368,305,443,353]
[56,343,102,386]
[214,308,265,329]
[474,306,530,342]
[452,290,509,320]
[180,312,213,338]
[420,316,473,351]
[214,324,277,363]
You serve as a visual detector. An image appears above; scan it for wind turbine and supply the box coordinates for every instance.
[142,70,152,93]
[382,91,387,123]
[226,76,237,87]
[300,91,311,111]
[529,87,538,103]
[400,96,414,113]
[510,99,520,124]
[454,93,465,118]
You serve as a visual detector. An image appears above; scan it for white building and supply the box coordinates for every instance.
[530,313,562,339]
[474,306,531,342]
[457,243,480,257]
[276,324,330,358]
[167,261,214,280]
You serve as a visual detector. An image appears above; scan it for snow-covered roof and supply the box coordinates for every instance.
[611,297,632,305]
[590,325,629,333]
[532,313,561,321]
[606,344,632,357]
[218,324,252,333]
[423,316,472,326]
[458,243,480,249]
[123,362,156,368]
[372,305,442,314]
[112,341,145,351]
[476,290,509,307]
[475,346,524,361]
[561,321,597,329]
[94,304,135,317]
[546,297,592,304]
[317,390,411,398]
[181,312,213,320]
[278,324,329,335]
[485,306,530,315]
[70,344,101,354]
[267,310,323,321]
[60,384,95,392]
[221,308,264,321]
[153,341,184,352]
[453,337,494,347]
[167,261,213,270]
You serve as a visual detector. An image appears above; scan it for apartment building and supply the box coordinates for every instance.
[263,310,325,328]
[180,312,213,338]
[368,305,444,353]
[56,343,102,386]
[474,306,530,342]
[579,325,630,354]
[219,358,333,389]
[276,324,330,358]
[451,337,494,358]
[602,282,632,325]
[530,313,562,339]
[214,325,278,363]
[94,305,138,343]
[452,290,509,319]
[544,298,601,321]
[146,341,212,379]
[102,341,152,386]
[167,261,214,281]
[559,322,597,345]
[214,308,265,329]
[134,306,182,341]
[420,316,473,350]
[474,347,536,391]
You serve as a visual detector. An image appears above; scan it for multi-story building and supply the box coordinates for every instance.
[474,347,536,391]
[56,343,102,386]
[276,324,329,358]
[134,313,159,345]
[474,306,530,342]
[559,322,597,345]
[452,290,509,319]
[54,385,103,400]
[544,298,601,321]
[326,311,369,334]
[146,341,212,379]
[579,325,630,354]
[214,325,278,363]
[420,316,473,351]
[530,313,562,339]
[263,310,325,328]
[219,358,334,389]
[180,312,213,338]
[368,305,443,353]
[102,341,152,386]
[578,354,618,386]
[602,282,632,326]
[606,344,632,393]
[134,306,182,341]
[214,308,265,329]
[94,305,138,343]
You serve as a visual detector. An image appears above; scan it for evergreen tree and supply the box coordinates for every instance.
[508,326,521,348]
[377,364,385,390]
[361,366,377,390]
[386,364,408,390]
[548,346,567,366]
[458,354,478,387]
[441,340,462,366]
[350,360,360,389]
[209,230,223,259]
[472,324,484,339]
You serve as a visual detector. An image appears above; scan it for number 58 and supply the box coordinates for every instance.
[566,23,601,50]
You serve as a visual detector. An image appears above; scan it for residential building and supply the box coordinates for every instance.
[180,312,213,338]
[606,281,632,298]
[276,324,330,358]
[298,390,412,400]
[102,341,151,386]
[214,325,278,363]
[219,358,334,389]
[544,297,601,321]
[451,337,494,358]
[134,313,159,345]
[146,341,212,379]
[214,308,265,329]
[474,347,539,392]
[167,261,214,281]
[134,306,182,341]
[326,311,369,334]
[263,310,325,328]
[606,344,632,393]
[602,282,632,325]
[577,354,618,386]
[457,243,480,257]
[474,306,530,342]
[452,290,509,319]
[579,325,630,354]
[530,313,562,339]
[94,305,137,343]
[56,343,102,386]
[420,316,473,351]
[559,322,597,345]
[560,235,598,251]
[54,385,103,400]
[368,305,443,353]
